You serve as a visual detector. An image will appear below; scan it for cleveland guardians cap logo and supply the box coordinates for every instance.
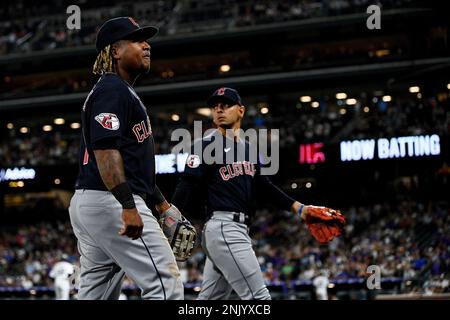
[95,113,120,130]
[217,87,225,95]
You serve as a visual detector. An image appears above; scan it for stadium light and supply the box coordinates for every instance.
[17,181,24,187]
[54,118,65,125]
[161,70,174,78]
[311,101,320,108]
[20,127,29,133]
[305,182,312,188]
[346,98,357,105]
[336,93,347,100]
[375,49,390,57]
[196,108,212,117]
[260,107,269,114]
[447,83,450,90]
[219,64,230,73]
[363,106,370,113]
[43,125,52,132]
[382,95,392,102]
[291,183,298,189]
[54,178,61,185]
[7,123,13,129]
[171,114,180,121]
[300,96,311,103]
[71,122,81,129]
[339,108,347,115]
[409,86,420,93]
[9,181,22,188]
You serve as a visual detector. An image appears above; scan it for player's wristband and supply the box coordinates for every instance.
[111,182,136,209]
[298,204,305,219]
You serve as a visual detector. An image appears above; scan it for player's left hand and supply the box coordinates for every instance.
[159,204,198,261]
[301,205,346,244]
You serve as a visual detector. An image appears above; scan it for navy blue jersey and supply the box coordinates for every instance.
[172,130,295,218]
[75,73,155,198]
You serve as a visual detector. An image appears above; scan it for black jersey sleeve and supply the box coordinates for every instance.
[171,174,202,212]
[89,85,131,150]
[254,164,296,212]
[150,184,165,205]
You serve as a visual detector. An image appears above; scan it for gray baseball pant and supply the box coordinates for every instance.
[197,211,271,300]
[69,189,183,300]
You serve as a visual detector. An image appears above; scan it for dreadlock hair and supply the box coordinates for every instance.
[92,45,114,75]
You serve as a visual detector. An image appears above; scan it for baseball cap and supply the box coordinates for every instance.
[207,87,242,107]
[95,17,159,53]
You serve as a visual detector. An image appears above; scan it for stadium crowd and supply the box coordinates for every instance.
[1,91,449,166]
[252,200,449,288]
[0,37,413,100]
[0,0,418,55]
[0,199,448,296]
[0,220,78,289]
[0,130,79,167]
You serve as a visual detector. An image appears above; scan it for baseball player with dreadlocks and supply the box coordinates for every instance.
[69,17,196,300]
[172,87,345,300]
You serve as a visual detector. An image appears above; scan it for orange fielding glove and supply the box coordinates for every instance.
[301,205,346,244]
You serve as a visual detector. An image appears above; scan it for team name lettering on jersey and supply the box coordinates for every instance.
[132,116,152,142]
[219,161,256,181]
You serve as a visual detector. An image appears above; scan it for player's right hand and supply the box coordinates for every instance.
[119,208,144,240]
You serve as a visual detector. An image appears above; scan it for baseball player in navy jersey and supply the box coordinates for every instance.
[68,17,185,300]
[172,87,344,300]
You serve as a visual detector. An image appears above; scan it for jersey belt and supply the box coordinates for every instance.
[212,211,250,225]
